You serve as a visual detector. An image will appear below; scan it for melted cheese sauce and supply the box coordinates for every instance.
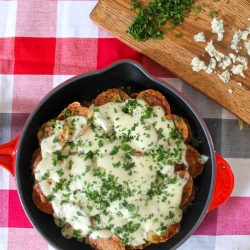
[35,99,190,246]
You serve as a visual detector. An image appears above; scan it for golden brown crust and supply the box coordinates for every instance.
[136,89,171,115]
[32,182,53,214]
[166,114,193,143]
[57,102,90,120]
[37,121,56,144]
[129,243,151,249]
[147,222,181,244]
[37,120,69,146]
[31,148,42,175]
[185,145,205,178]
[94,88,130,106]
[181,185,196,210]
[87,235,125,250]
[176,170,194,209]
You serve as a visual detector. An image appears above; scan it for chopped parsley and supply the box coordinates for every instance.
[127,0,195,41]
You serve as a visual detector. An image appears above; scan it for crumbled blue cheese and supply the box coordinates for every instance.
[191,18,250,85]
[206,58,217,74]
[231,64,246,78]
[237,82,242,86]
[236,56,248,70]
[230,30,243,53]
[191,57,207,72]
[244,40,250,56]
[205,40,217,57]
[229,53,236,63]
[194,32,206,42]
[205,40,225,62]
[218,56,232,69]
[228,89,233,94]
[240,30,250,40]
[218,70,231,83]
[211,18,224,41]
[215,51,225,63]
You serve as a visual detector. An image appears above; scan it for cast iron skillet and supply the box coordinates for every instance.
[0,60,234,250]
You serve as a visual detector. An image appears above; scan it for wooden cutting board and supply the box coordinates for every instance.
[90,0,250,125]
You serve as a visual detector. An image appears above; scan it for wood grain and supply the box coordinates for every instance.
[90,0,250,125]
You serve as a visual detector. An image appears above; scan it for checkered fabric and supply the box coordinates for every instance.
[1,1,250,250]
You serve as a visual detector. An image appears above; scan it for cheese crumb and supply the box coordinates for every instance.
[244,40,250,56]
[194,32,206,42]
[191,57,207,72]
[236,56,248,70]
[231,64,246,78]
[241,30,250,40]
[205,40,217,57]
[211,18,224,41]
[218,56,232,69]
[205,40,225,62]
[206,58,217,74]
[229,53,236,63]
[218,70,231,83]
[231,30,243,52]
[228,89,233,93]
[237,82,242,86]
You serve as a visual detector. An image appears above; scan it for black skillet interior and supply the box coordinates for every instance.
[16,60,216,250]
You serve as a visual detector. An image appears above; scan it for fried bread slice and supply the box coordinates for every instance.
[177,170,194,209]
[87,235,125,250]
[94,88,130,106]
[185,145,205,178]
[166,114,193,143]
[174,145,205,178]
[31,148,42,175]
[32,182,53,214]
[37,120,69,146]
[136,89,171,115]
[147,222,181,244]
[57,101,90,120]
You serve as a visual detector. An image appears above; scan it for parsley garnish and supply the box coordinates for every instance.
[127,0,195,41]
[73,229,82,238]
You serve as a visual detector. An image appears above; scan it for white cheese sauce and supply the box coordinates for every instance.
[35,98,191,246]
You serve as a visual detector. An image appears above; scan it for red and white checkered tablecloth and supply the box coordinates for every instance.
[1,1,250,249]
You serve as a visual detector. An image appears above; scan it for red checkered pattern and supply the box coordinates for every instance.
[1,1,250,250]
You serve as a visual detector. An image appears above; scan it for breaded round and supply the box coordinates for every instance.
[37,120,69,146]
[87,235,125,250]
[57,102,90,120]
[185,145,205,178]
[166,114,193,143]
[130,243,151,249]
[176,170,194,209]
[181,185,196,210]
[136,89,171,115]
[32,182,53,214]
[31,148,42,175]
[147,222,180,244]
[94,88,130,106]
[37,121,56,144]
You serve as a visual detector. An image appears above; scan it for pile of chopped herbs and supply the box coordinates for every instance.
[127,0,195,41]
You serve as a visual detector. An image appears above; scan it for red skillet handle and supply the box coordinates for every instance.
[208,152,234,212]
[0,135,20,177]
